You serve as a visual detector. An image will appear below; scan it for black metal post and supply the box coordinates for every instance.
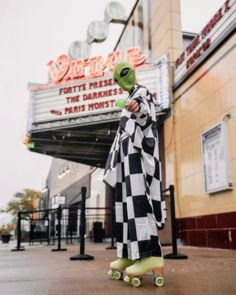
[70,187,94,260]
[52,205,67,252]
[164,185,188,259]
[106,206,116,250]
[46,219,50,245]
[12,211,25,251]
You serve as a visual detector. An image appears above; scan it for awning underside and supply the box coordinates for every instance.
[29,121,118,168]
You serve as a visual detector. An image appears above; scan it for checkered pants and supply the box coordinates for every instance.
[104,84,166,260]
[115,133,163,260]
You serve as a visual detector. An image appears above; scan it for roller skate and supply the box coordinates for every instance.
[123,256,164,287]
[108,258,135,280]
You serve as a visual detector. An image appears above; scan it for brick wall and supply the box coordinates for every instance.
[177,211,236,249]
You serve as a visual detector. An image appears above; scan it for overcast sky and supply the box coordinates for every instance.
[0,0,224,223]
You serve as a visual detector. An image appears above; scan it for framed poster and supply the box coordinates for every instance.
[201,122,232,194]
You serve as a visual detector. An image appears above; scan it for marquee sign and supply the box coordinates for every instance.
[28,48,170,131]
[174,0,235,85]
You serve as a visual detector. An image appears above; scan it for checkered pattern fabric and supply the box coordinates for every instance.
[104,84,166,260]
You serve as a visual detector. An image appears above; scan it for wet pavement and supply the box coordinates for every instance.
[0,240,236,295]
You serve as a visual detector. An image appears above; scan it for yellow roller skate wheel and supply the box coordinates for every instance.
[155,275,164,287]
[113,270,123,280]
[131,277,141,287]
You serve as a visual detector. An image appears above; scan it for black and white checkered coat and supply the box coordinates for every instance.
[104,84,166,260]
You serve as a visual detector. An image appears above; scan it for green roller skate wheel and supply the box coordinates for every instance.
[131,277,141,287]
[113,270,123,280]
[155,275,164,287]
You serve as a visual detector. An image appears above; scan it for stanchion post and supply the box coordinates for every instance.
[106,206,116,250]
[12,211,25,251]
[80,187,86,255]
[52,205,67,252]
[164,185,188,259]
[47,219,50,245]
[170,185,177,255]
[70,186,94,260]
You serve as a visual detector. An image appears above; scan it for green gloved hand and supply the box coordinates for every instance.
[116,98,127,109]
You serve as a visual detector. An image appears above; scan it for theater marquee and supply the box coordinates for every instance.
[28,49,170,131]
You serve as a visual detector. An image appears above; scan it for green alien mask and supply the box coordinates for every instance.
[113,62,136,92]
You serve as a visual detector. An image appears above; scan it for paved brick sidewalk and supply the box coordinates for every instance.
[0,240,236,295]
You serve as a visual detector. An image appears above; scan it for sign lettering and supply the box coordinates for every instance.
[48,47,146,83]
[175,0,233,70]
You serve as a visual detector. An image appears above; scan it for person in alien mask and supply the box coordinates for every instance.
[104,62,166,287]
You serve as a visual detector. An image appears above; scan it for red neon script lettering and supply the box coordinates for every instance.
[47,55,70,83]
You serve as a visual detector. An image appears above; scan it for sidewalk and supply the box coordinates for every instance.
[0,240,236,295]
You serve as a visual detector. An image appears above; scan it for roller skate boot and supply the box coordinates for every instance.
[123,256,164,287]
[108,258,135,280]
